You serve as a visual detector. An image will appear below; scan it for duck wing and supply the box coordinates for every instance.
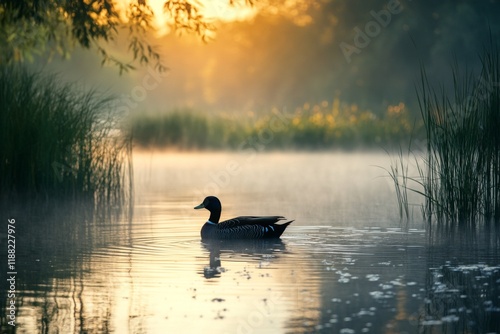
[209,216,293,239]
[218,216,287,229]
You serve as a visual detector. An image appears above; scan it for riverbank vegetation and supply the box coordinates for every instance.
[0,65,132,207]
[390,41,500,232]
[129,100,420,150]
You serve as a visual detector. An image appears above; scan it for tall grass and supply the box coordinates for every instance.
[385,147,412,222]
[420,46,500,227]
[390,41,500,232]
[0,65,132,207]
[130,110,249,149]
[129,100,418,150]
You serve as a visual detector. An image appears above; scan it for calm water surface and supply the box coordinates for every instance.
[1,152,499,333]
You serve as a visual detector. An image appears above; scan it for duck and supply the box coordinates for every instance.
[194,196,293,240]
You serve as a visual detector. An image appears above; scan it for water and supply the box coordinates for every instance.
[1,152,499,333]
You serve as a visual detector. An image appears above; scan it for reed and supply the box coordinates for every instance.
[129,101,418,150]
[385,147,411,222]
[391,40,500,230]
[129,109,249,149]
[0,65,132,207]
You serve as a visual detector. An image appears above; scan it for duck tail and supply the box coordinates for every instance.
[274,220,294,237]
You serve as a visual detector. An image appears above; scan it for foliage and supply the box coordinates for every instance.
[128,100,419,150]
[0,65,132,206]
[0,0,251,73]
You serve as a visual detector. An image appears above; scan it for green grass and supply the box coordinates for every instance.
[129,101,420,150]
[389,40,500,231]
[0,65,132,206]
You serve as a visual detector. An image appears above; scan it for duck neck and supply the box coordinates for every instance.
[208,209,221,224]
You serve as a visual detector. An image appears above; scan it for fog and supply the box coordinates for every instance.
[35,0,500,117]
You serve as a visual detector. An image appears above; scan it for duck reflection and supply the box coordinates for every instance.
[200,239,287,279]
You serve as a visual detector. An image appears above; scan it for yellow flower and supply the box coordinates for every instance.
[326,114,335,128]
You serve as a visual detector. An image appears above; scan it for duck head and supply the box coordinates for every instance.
[194,196,221,224]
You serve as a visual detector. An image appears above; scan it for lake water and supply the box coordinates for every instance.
[1,151,499,333]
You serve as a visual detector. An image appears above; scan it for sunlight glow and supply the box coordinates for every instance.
[134,0,258,36]
[196,0,258,22]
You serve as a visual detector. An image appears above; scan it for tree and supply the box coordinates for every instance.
[0,0,252,73]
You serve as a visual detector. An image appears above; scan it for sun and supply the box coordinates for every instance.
[194,0,257,21]
[145,0,257,35]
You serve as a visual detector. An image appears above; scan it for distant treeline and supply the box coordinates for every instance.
[129,101,422,150]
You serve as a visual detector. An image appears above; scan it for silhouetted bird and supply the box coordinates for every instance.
[194,196,293,240]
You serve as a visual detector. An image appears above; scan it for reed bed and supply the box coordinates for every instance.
[129,100,418,150]
[391,42,500,232]
[0,65,132,207]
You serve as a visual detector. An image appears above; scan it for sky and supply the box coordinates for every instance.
[36,0,500,117]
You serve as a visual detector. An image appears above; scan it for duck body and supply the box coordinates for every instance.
[201,216,292,240]
[195,196,293,240]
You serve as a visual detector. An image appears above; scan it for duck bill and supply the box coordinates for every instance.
[194,203,205,209]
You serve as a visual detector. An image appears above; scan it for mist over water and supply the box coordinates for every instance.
[2,152,498,333]
[3,1,500,332]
